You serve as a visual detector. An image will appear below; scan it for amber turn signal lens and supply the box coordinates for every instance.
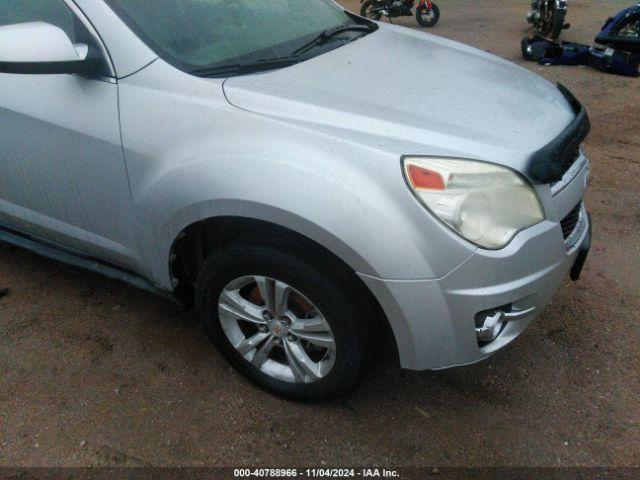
[407,164,446,190]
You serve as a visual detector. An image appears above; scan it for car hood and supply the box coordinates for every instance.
[222,24,576,170]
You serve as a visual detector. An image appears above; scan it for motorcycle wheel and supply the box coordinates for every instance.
[361,0,382,21]
[540,4,565,40]
[416,3,440,28]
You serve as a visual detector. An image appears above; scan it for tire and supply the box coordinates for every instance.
[360,0,382,21]
[536,4,565,40]
[195,238,373,401]
[547,7,565,41]
[416,2,440,27]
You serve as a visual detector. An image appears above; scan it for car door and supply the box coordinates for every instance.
[0,0,138,270]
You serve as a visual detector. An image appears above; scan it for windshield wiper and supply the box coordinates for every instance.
[291,23,376,57]
[190,22,377,78]
[190,57,303,78]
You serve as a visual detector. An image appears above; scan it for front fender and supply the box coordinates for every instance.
[135,150,445,291]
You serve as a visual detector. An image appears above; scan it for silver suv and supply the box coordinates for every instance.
[0,0,591,400]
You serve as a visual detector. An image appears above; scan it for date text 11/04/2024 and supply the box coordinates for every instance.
[233,468,400,478]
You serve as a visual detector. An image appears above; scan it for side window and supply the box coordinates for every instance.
[0,0,111,76]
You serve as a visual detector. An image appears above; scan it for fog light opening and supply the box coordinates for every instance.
[475,309,509,346]
[475,303,538,347]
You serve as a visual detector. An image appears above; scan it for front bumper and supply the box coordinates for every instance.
[360,151,592,371]
[360,211,590,370]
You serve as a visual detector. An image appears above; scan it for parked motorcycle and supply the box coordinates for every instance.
[526,0,568,41]
[360,0,440,28]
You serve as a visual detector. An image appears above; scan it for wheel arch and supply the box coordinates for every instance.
[167,214,399,363]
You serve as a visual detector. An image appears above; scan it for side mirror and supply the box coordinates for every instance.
[0,22,100,75]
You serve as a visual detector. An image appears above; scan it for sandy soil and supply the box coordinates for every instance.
[0,0,638,468]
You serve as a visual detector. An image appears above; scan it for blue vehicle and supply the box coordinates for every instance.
[596,3,640,52]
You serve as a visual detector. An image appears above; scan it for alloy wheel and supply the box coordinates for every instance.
[218,276,336,384]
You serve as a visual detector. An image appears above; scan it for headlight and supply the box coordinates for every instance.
[403,157,545,249]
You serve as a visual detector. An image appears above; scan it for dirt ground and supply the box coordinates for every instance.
[1,0,639,469]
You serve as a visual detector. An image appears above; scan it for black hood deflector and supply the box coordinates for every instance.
[528,84,591,184]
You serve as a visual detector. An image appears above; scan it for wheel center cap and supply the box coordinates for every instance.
[269,318,290,338]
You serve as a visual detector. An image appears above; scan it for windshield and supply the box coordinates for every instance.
[106,0,371,75]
